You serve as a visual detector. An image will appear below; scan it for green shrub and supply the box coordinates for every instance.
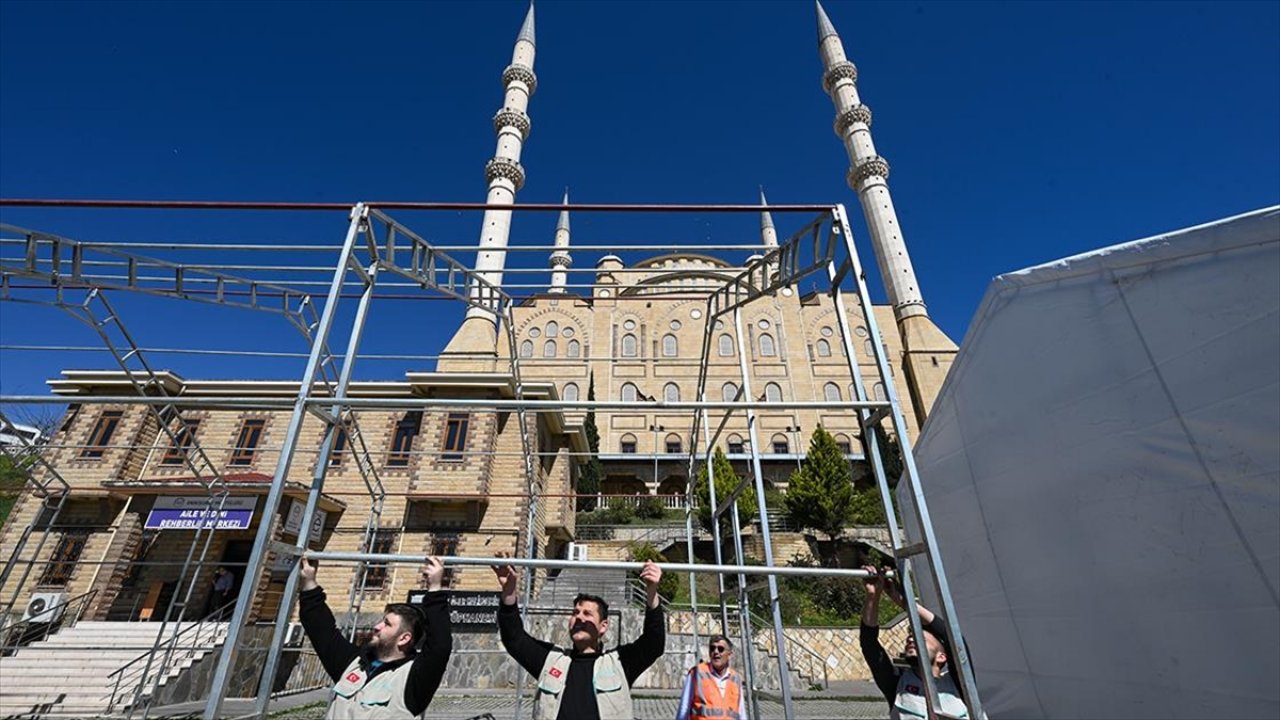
[627,541,679,600]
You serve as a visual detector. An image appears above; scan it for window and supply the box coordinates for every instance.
[864,339,875,357]
[718,334,734,356]
[563,383,579,402]
[59,404,82,434]
[388,411,422,467]
[722,382,738,402]
[441,413,469,462]
[816,339,832,357]
[727,434,744,454]
[621,334,638,357]
[328,425,349,467]
[39,530,89,587]
[363,530,398,589]
[543,340,557,358]
[520,340,533,358]
[229,419,266,466]
[562,326,575,338]
[620,433,637,454]
[759,333,776,356]
[665,434,682,454]
[873,382,887,401]
[621,383,638,402]
[567,340,581,358]
[771,434,789,455]
[662,334,677,357]
[546,321,559,338]
[764,383,782,403]
[835,434,853,455]
[664,383,680,403]
[824,383,842,402]
[431,534,460,585]
[81,410,124,459]
[161,418,201,465]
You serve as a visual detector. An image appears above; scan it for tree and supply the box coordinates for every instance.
[576,373,602,511]
[627,541,678,600]
[694,447,757,532]
[785,426,883,542]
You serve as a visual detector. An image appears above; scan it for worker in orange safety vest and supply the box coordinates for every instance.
[676,634,745,720]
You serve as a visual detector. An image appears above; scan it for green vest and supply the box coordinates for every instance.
[534,648,635,720]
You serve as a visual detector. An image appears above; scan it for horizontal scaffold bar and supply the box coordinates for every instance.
[0,198,837,213]
[0,395,890,411]
[303,551,880,580]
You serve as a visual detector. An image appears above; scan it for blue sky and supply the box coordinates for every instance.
[1,0,1278,399]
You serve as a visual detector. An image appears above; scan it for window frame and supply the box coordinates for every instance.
[362,529,399,589]
[38,530,89,588]
[387,411,423,467]
[229,418,266,466]
[440,412,470,462]
[160,418,201,466]
[80,409,124,459]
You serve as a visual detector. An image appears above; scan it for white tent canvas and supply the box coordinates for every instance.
[908,207,1280,719]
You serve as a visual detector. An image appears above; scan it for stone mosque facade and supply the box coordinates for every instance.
[0,3,957,625]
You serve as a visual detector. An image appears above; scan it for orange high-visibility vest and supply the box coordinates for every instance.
[689,661,743,720]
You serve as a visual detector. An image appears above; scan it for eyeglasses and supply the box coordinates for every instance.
[709,645,730,654]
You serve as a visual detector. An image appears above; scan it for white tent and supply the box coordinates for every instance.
[908,207,1280,719]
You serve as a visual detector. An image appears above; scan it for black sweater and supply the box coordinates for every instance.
[860,613,967,705]
[298,586,452,716]
[497,601,665,720]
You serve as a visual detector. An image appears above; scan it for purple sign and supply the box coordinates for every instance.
[145,508,254,530]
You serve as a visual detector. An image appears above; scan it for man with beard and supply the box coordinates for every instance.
[298,556,452,718]
[860,565,975,719]
[492,555,665,720]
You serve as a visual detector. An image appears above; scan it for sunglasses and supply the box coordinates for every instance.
[709,645,731,653]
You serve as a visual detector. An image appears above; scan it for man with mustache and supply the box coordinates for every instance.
[297,556,452,718]
[860,565,974,719]
[493,556,666,720]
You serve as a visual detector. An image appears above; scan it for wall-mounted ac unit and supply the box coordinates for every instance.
[567,543,588,562]
[23,592,67,624]
[284,622,305,647]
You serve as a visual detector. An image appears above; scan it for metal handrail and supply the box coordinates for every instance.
[745,606,829,690]
[106,599,234,712]
[0,588,97,655]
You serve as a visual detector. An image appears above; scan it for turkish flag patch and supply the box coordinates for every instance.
[549,668,563,678]
[347,672,361,682]
[906,685,920,694]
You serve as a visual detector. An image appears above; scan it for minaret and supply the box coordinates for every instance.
[815,1,957,428]
[549,189,572,293]
[439,2,537,368]
[759,188,779,249]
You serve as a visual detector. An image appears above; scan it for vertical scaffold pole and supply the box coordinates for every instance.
[202,204,368,720]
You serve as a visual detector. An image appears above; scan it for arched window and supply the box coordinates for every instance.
[546,321,559,338]
[620,433,637,454]
[727,434,745,454]
[519,340,533,358]
[563,383,579,402]
[816,339,832,357]
[759,333,776,356]
[824,382,841,402]
[764,383,782,402]
[621,383,638,402]
[873,382,887,401]
[567,340,581,357]
[662,334,678,357]
[771,434,789,454]
[834,433,853,455]
[543,340,557,358]
[621,334,638,357]
[718,334,734,356]
[664,433,682,454]
[864,339,875,357]
[664,383,680,403]
[722,382,738,402]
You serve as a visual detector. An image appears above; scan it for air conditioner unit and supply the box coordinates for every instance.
[23,592,67,624]
[567,543,588,562]
[284,622,305,647]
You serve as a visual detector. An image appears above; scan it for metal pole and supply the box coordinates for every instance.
[202,204,368,720]
[732,308,794,718]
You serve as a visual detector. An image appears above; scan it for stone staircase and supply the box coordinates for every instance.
[538,566,631,612]
[0,620,229,718]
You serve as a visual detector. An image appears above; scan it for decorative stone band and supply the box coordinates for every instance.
[822,61,858,95]
[833,104,873,136]
[485,157,526,191]
[493,109,531,140]
[847,155,890,190]
[550,253,573,268]
[502,63,538,96]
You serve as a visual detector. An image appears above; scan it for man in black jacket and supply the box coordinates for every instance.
[492,556,665,720]
[298,557,452,718]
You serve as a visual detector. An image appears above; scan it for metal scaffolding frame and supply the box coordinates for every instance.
[0,198,983,720]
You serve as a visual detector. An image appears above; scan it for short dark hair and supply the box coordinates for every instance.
[709,634,733,649]
[384,603,425,647]
[572,593,609,619]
